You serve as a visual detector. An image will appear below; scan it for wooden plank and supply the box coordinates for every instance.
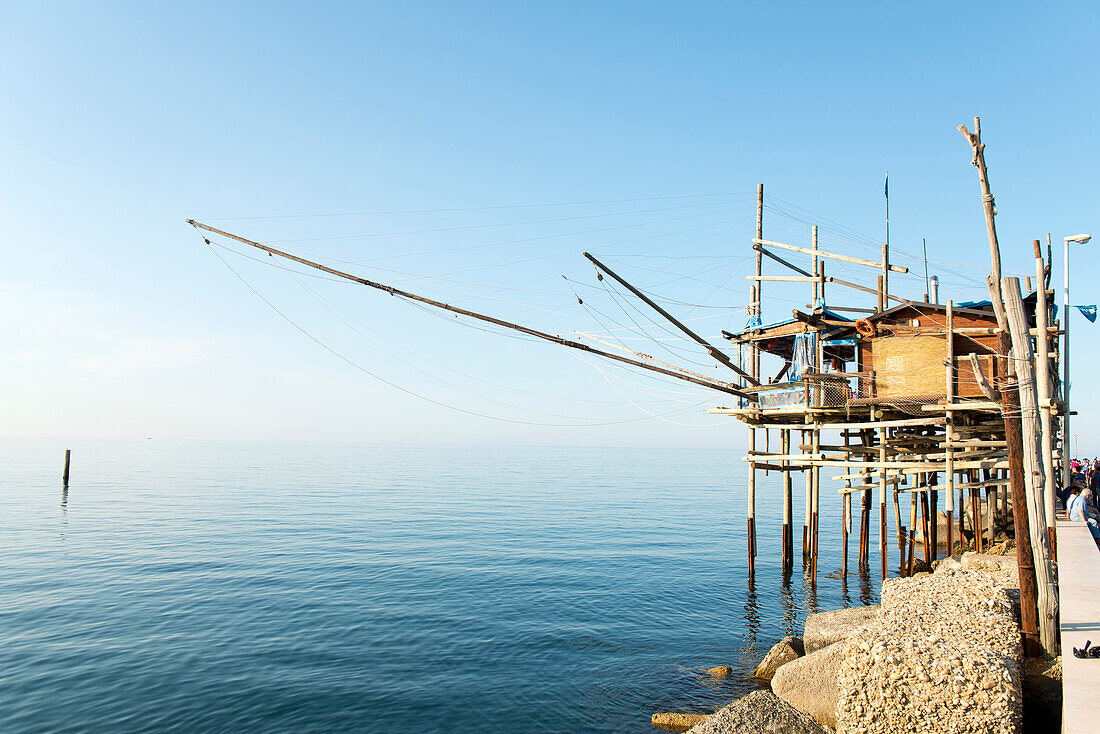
[748,416,946,431]
[746,275,821,282]
[754,238,909,273]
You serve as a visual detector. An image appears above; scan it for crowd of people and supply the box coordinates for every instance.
[1064,457,1100,547]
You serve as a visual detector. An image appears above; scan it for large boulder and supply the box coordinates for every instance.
[834,570,1023,734]
[686,690,826,734]
[803,605,879,653]
[770,640,847,728]
[752,636,804,681]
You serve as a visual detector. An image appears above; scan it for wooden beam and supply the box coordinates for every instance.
[754,238,909,273]
[746,275,821,282]
[583,252,760,386]
[752,244,813,277]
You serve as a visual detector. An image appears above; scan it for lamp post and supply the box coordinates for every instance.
[1063,233,1091,489]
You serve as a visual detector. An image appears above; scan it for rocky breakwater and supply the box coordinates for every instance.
[835,553,1024,733]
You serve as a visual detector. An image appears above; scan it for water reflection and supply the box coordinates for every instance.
[742,575,760,643]
[778,568,798,637]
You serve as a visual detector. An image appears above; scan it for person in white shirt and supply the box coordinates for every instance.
[1069,487,1100,541]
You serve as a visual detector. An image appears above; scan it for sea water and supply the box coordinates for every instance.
[0,439,883,733]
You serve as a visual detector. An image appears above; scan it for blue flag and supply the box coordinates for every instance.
[1076,305,1097,322]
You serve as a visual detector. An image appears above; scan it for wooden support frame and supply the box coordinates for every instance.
[753,238,909,273]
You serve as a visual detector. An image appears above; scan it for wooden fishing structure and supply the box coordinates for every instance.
[705,119,1063,655]
[191,118,1062,655]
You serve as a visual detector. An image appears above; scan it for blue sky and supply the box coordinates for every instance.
[2,2,1098,447]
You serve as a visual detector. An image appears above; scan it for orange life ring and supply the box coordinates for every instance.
[855,319,877,337]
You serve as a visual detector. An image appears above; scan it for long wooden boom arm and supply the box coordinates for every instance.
[187,220,753,400]
[582,252,760,386]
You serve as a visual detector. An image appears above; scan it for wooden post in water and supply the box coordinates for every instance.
[879,427,888,580]
[781,429,791,568]
[859,429,872,568]
[811,427,820,585]
[748,427,756,576]
[804,427,812,559]
[63,449,71,486]
[747,184,763,575]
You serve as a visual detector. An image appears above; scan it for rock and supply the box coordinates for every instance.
[933,553,964,575]
[834,570,1023,734]
[914,510,951,547]
[803,605,880,654]
[770,640,848,728]
[752,636,804,681]
[652,711,710,732]
[1022,656,1061,733]
[705,665,733,678]
[686,690,826,734]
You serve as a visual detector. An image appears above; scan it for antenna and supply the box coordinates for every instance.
[922,237,930,298]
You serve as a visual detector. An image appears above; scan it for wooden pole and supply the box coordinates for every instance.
[63,449,71,486]
[945,300,956,557]
[782,429,792,568]
[908,489,918,574]
[583,252,758,385]
[879,427,888,580]
[748,427,756,577]
[1000,328,1041,655]
[957,118,1008,332]
[921,488,932,563]
[1004,277,1057,654]
[929,485,938,561]
[860,429,872,568]
[1033,240,1057,539]
[811,428,821,585]
[811,225,819,305]
[804,429,812,558]
[842,491,850,578]
[907,527,916,576]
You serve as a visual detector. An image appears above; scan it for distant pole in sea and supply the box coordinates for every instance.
[63,449,71,486]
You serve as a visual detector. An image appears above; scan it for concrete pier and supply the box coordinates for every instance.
[1055,516,1100,734]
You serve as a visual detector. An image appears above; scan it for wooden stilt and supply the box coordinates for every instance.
[879,427,888,581]
[921,491,931,564]
[804,429,812,558]
[907,528,916,577]
[958,480,966,551]
[932,488,941,563]
[748,428,756,575]
[842,491,850,578]
[893,483,904,570]
[811,428,820,585]
[908,490,918,573]
[782,429,792,568]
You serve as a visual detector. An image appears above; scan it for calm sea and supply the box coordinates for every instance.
[0,439,885,733]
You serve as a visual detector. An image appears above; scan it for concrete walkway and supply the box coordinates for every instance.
[1056,516,1100,734]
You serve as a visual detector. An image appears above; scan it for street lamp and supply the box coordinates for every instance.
[1063,233,1091,488]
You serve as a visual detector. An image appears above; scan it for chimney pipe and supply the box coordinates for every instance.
[929,275,939,304]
